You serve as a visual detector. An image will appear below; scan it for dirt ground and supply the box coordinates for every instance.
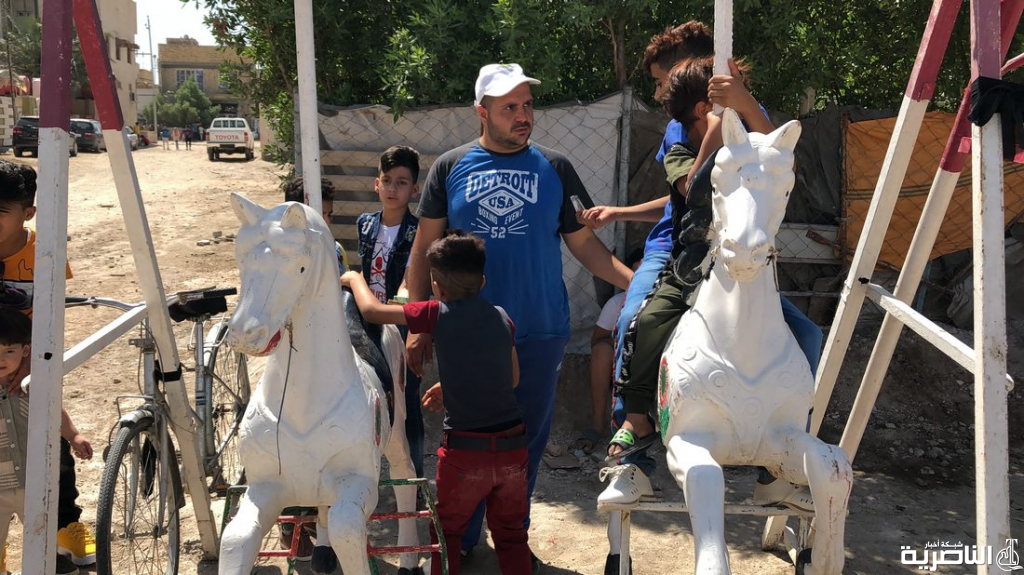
[3,140,1023,574]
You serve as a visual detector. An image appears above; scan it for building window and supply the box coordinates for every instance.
[175,69,205,90]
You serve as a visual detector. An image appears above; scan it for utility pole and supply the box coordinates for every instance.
[3,0,18,142]
[146,15,156,132]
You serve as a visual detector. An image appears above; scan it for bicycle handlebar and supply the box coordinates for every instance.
[65,286,239,313]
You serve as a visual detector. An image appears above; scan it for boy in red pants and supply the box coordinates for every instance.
[342,230,527,575]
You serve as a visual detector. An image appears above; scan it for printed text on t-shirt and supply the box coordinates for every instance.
[465,169,539,239]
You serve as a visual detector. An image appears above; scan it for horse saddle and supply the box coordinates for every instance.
[341,290,395,425]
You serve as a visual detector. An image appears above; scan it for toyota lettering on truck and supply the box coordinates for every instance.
[206,117,255,162]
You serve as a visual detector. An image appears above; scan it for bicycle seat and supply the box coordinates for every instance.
[341,289,395,425]
[169,296,228,322]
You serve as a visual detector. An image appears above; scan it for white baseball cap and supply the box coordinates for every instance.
[474,63,540,106]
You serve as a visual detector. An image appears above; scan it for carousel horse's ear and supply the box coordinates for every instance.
[231,193,267,227]
[767,119,802,152]
[720,108,748,147]
[281,201,309,229]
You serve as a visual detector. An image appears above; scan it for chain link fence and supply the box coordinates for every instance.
[311,96,1022,353]
[309,93,628,352]
[842,109,1024,328]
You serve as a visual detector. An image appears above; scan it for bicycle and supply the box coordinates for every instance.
[74,287,257,575]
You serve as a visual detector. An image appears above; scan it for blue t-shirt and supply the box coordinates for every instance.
[645,107,769,254]
[645,120,687,254]
[417,142,593,342]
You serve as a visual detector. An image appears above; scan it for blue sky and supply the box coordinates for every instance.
[134,0,217,71]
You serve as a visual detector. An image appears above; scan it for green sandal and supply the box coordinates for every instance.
[605,428,659,463]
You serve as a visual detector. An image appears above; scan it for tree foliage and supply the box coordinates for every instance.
[186,0,1005,164]
[141,78,220,128]
[0,18,90,96]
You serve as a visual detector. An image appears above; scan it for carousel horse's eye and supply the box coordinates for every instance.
[300,267,305,273]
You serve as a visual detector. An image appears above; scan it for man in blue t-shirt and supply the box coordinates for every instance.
[406,63,634,567]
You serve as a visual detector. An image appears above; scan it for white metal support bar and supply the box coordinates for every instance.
[294,0,322,214]
[22,305,148,389]
[863,282,1015,390]
[969,0,1011,567]
[713,0,732,114]
[810,0,962,437]
[102,133,219,556]
[765,0,965,547]
[840,0,1024,459]
[73,0,219,556]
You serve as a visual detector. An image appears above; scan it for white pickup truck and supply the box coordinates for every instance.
[206,117,255,161]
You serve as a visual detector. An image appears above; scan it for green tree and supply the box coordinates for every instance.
[142,78,220,128]
[186,0,1004,166]
[0,17,90,96]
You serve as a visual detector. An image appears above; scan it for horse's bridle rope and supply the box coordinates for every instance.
[767,245,780,293]
[276,320,296,476]
[705,243,782,294]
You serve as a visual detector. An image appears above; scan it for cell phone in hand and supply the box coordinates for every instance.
[570,195,585,213]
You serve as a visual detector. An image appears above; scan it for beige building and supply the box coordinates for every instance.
[100,0,139,123]
[158,36,248,117]
[136,68,157,125]
[20,0,139,122]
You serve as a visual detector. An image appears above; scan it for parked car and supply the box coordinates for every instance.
[122,126,139,150]
[13,116,78,157]
[70,119,105,153]
[206,117,254,161]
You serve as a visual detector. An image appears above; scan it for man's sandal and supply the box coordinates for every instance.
[605,428,659,464]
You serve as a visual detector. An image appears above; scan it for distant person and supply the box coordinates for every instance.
[184,128,193,150]
[171,127,180,150]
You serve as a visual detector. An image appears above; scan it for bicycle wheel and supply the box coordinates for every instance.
[203,320,255,490]
[96,417,181,575]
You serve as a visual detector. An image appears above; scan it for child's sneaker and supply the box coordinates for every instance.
[56,521,96,566]
[55,553,79,575]
[597,464,654,508]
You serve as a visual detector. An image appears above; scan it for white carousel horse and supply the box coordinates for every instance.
[219,195,422,575]
[658,109,852,575]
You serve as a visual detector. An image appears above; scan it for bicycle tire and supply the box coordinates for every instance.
[96,417,182,575]
[203,320,254,491]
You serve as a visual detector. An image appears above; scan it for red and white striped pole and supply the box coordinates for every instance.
[969,0,1010,567]
[23,0,73,571]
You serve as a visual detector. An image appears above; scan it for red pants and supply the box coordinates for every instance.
[430,430,530,575]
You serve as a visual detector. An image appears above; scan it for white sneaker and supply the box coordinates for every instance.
[597,464,654,509]
[752,479,814,513]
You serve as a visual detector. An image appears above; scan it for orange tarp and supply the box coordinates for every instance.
[843,111,1024,269]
